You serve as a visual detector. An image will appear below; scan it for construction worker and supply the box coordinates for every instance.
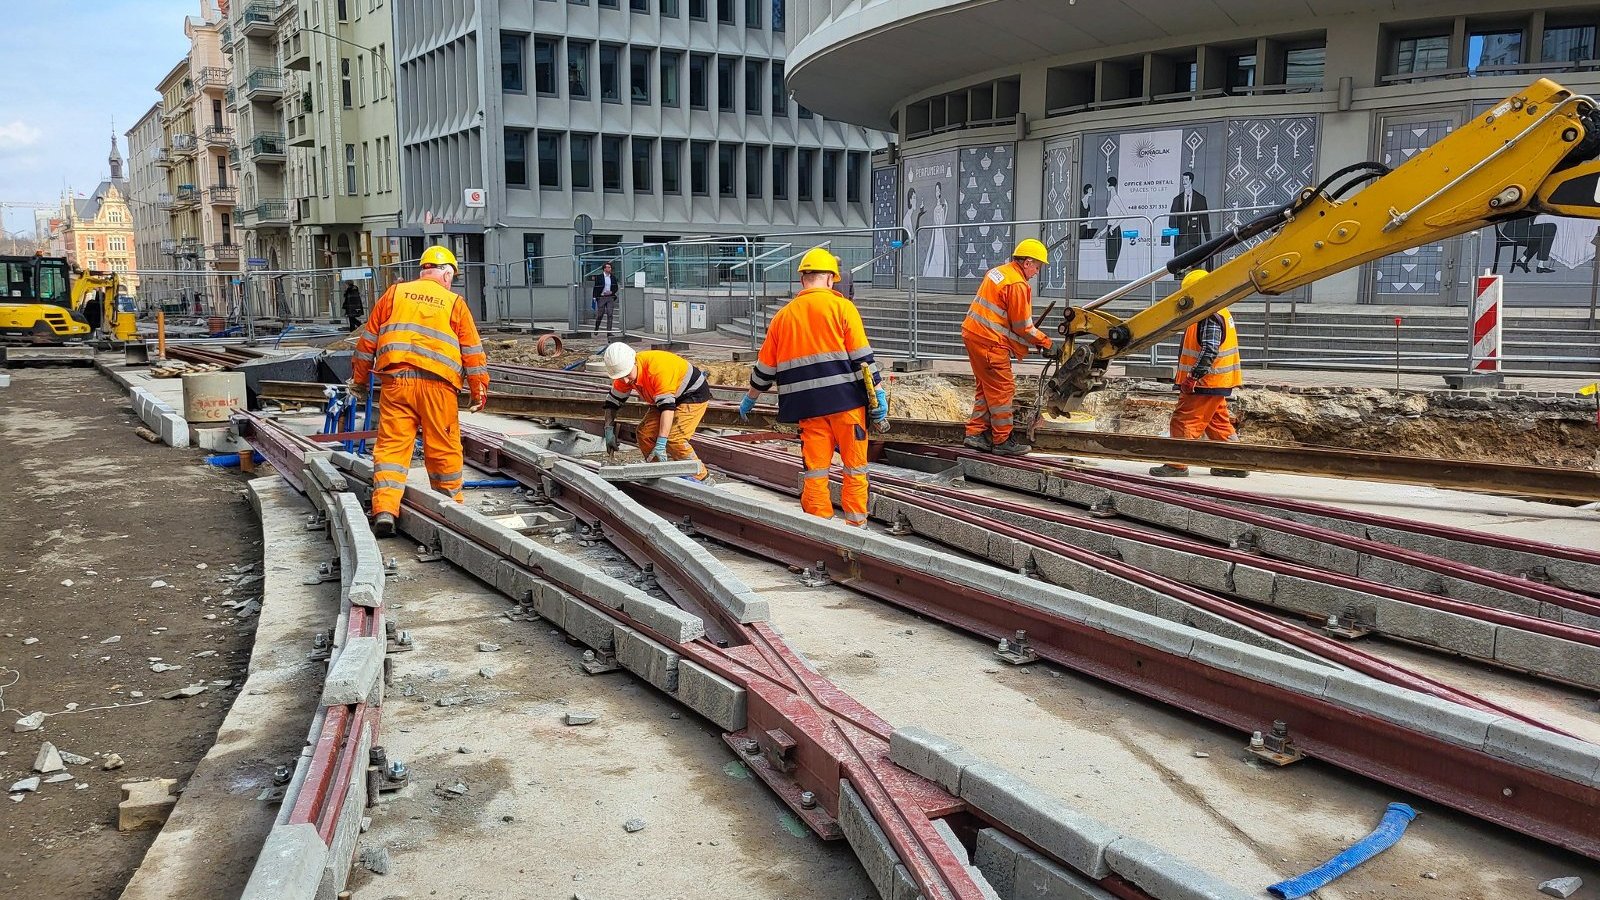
[351,245,490,535]
[1150,269,1248,478]
[740,247,886,525]
[600,342,711,480]
[961,238,1054,456]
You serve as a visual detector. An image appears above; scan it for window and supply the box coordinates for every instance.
[505,129,530,187]
[1174,61,1198,93]
[110,236,126,252]
[1394,34,1450,75]
[630,48,651,104]
[744,0,760,28]
[599,44,622,102]
[221,213,232,245]
[797,102,812,120]
[632,138,653,193]
[846,151,862,203]
[744,59,763,114]
[660,0,679,16]
[1469,29,1523,74]
[797,147,814,200]
[744,145,763,198]
[1543,25,1596,63]
[534,37,558,95]
[660,51,681,106]
[337,0,348,19]
[717,0,733,25]
[363,141,371,193]
[341,58,353,108]
[689,0,706,20]
[358,55,368,105]
[771,64,786,116]
[690,140,710,195]
[661,139,683,194]
[212,98,224,129]
[1284,46,1325,86]
[602,136,624,192]
[822,150,838,202]
[772,0,784,31]
[600,0,617,7]
[1226,51,1256,90]
[375,45,388,99]
[771,146,788,199]
[569,41,591,98]
[345,144,357,194]
[718,143,738,197]
[524,233,544,284]
[538,130,562,188]
[689,53,710,109]
[717,57,736,112]
[501,33,527,92]
[631,0,648,10]
[571,133,594,190]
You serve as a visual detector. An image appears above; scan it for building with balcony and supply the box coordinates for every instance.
[59,136,140,294]
[788,0,1600,308]
[394,0,884,321]
[126,103,173,303]
[227,0,295,276]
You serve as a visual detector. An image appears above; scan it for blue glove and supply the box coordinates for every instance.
[738,394,757,421]
[872,388,889,422]
[648,436,669,461]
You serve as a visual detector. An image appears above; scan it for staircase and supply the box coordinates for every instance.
[718,296,1600,375]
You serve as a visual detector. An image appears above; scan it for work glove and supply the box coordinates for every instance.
[738,394,757,421]
[872,388,889,423]
[648,436,670,462]
[347,378,368,398]
[603,425,618,451]
[1037,338,1054,356]
[469,386,488,413]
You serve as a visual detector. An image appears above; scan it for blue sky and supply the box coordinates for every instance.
[0,0,196,235]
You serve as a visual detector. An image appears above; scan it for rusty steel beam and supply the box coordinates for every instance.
[254,386,1599,502]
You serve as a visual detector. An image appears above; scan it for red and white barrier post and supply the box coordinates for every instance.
[1469,273,1503,372]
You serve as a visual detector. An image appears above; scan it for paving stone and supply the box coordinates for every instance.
[118,778,179,832]
[1373,600,1498,660]
[1482,718,1600,787]
[1104,491,1192,533]
[1493,629,1600,691]
[621,592,706,644]
[975,827,1116,900]
[889,726,980,796]
[958,762,1118,879]
[1270,575,1377,622]
[1227,564,1276,603]
[1256,529,1360,575]
[674,659,747,731]
[158,412,190,448]
[1112,541,1232,594]
[1322,672,1499,750]
[1103,835,1252,899]
[395,507,437,547]
[597,460,705,480]
[563,597,617,652]
[1088,603,1196,658]
[614,624,680,692]
[304,457,349,493]
[437,530,502,587]
[492,560,541,603]
[1181,509,1256,545]
[321,722,374,897]
[933,817,970,864]
[240,822,329,900]
[322,636,383,706]
[1030,549,1161,616]
[1186,632,1336,698]
[1539,876,1584,898]
[961,458,1045,494]
[1552,605,1600,632]
[838,779,899,900]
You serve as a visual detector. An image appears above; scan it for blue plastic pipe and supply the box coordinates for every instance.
[204,451,265,468]
[464,478,520,488]
[1267,803,1416,899]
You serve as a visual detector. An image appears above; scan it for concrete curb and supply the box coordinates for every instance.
[128,386,190,448]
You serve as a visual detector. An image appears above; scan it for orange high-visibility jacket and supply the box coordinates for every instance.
[1178,309,1242,391]
[353,277,489,394]
[961,262,1050,359]
[751,286,880,424]
[605,349,710,410]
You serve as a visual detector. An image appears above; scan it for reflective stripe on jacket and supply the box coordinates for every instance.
[606,349,710,410]
[752,287,880,424]
[1178,309,1242,391]
[960,262,1050,359]
[352,277,489,394]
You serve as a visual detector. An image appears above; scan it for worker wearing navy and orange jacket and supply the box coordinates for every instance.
[1149,269,1248,479]
[739,248,887,525]
[351,245,490,536]
[961,239,1053,456]
[599,342,712,480]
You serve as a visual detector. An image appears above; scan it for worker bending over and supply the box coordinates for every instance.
[600,343,712,480]
[741,248,887,525]
[961,239,1054,456]
[1150,269,1248,479]
[352,245,490,535]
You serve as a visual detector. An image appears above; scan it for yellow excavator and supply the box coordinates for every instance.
[1045,77,1600,413]
[0,254,137,345]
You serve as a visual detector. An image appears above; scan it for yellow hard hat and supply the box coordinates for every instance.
[797,246,840,277]
[420,245,458,268]
[1012,238,1049,265]
[1181,268,1208,289]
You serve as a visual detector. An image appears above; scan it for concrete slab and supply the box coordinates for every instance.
[1104,836,1253,900]
[1492,629,1600,691]
[238,823,328,900]
[598,460,705,480]
[1322,672,1499,750]
[675,659,747,731]
[958,762,1118,879]
[889,725,980,796]
[1186,633,1337,698]
[614,624,682,692]
[322,636,384,706]
[1483,718,1600,787]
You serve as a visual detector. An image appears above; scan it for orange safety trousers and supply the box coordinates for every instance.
[964,335,1017,443]
[1166,393,1237,471]
[799,407,869,526]
[636,400,710,480]
[369,373,466,516]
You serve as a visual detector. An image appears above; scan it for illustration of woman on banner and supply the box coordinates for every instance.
[902,188,923,277]
[924,181,951,278]
[1100,176,1130,277]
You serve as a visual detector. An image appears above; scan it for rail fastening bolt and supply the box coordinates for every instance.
[800,791,817,810]
[1249,731,1265,750]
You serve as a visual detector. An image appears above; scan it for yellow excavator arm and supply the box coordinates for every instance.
[1048,77,1600,412]
[68,270,136,342]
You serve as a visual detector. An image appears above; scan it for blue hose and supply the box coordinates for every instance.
[205,451,265,468]
[1267,803,1416,899]
[464,478,520,488]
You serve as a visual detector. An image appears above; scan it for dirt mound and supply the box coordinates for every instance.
[883,374,971,421]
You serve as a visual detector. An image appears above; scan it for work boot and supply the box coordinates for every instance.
[991,435,1032,457]
[1209,468,1250,478]
[1148,464,1190,477]
[371,512,396,537]
[962,432,993,452]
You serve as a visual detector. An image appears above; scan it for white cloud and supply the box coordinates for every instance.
[0,121,43,150]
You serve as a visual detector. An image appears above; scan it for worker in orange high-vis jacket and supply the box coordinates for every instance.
[740,247,886,525]
[600,342,712,480]
[961,238,1054,456]
[1150,269,1248,479]
[351,245,490,536]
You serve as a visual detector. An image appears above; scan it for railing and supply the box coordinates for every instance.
[245,67,284,96]
[211,243,241,261]
[228,145,241,165]
[225,86,236,107]
[241,2,276,31]
[197,66,229,90]
[172,132,197,151]
[256,199,290,224]
[203,125,235,146]
[220,24,233,48]
[208,184,238,205]
[175,185,200,206]
[159,238,178,254]
[252,132,286,158]
[179,238,204,257]
[156,192,174,210]
[154,147,175,166]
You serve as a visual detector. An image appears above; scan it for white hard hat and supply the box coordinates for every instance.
[602,342,637,380]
